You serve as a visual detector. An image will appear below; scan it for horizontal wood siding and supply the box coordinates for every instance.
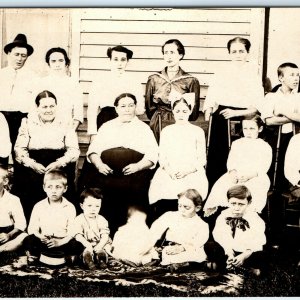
[72,8,264,169]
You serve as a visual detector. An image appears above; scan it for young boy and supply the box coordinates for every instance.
[111,205,158,267]
[0,164,27,252]
[212,185,267,275]
[23,169,83,262]
[71,188,111,270]
[259,62,300,192]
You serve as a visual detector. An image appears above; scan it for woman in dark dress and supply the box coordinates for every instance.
[145,39,200,141]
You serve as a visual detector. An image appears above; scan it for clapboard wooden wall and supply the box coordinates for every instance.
[70,8,265,169]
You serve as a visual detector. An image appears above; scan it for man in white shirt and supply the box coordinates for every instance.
[0,33,35,150]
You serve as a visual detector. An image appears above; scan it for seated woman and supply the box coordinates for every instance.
[0,112,12,165]
[145,39,200,141]
[203,37,264,187]
[13,90,80,220]
[149,97,208,220]
[34,47,83,131]
[80,93,158,236]
[87,45,145,138]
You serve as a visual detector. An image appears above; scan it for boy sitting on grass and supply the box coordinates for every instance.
[71,188,111,270]
[0,164,27,253]
[23,170,83,263]
[212,185,267,276]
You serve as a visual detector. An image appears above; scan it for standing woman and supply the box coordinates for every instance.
[35,47,83,130]
[145,39,200,141]
[87,45,145,138]
[203,37,264,187]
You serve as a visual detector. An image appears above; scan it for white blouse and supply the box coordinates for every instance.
[87,116,158,166]
[14,114,80,167]
[87,71,145,135]
[203,62,264,112]
[227,137,272,176]
[285,133,300,186]
[259,89,300,133]
[213,208,266,254]
[159,123,206,171]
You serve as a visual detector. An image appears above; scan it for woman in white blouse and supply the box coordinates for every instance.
[204,37,264,187]
[35,47,83,130]
[149,97,208,220]
[80,93,158,236]
[13,90,80,219]
[87,45,145,138]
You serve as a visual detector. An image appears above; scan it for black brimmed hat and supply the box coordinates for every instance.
[4,33,34,56]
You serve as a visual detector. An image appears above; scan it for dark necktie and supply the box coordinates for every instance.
[225,217,250,238]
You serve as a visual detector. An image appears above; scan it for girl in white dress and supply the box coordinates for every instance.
[149,97,208,219]
[204,115,272,216]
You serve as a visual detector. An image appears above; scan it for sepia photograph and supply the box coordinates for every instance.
[0,7,299,297]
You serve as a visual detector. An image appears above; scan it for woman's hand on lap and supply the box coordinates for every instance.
[123,163,140,175]
[97,162,113,176]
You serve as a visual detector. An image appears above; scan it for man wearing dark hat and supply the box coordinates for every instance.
[0,33,35,151]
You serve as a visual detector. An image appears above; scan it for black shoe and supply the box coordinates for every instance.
[96,250,108,269]
[83,251,96,271]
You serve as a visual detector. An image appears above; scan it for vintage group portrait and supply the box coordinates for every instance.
[0,7,299,297]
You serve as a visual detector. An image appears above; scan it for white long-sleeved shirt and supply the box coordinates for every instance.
[227,137,272,176]
[28,197,76,238]
[0,66,37,113]
[213,208,266,255]
[0,190,26,231]
[285,133,300,186]
[14,114,80,167]
[87,116,158,166]
[150,211,209,263]
[259,89,300,133]
[203,62,263,113]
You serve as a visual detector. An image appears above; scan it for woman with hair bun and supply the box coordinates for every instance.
[145,39,200,141]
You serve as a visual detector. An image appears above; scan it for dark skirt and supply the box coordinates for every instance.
[79,147,154,236]
[12,149,76,221]
[206,105,246,189]
[1,111,27,160]
[149,105,175,142]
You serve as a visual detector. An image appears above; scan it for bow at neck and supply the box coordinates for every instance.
[226,216,250,238]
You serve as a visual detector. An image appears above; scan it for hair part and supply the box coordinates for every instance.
[172,98,192,111]
[178,189,203,207]
[227,185,252,203]
[243,114,264,129]
[227,37,251,53]
[45,47,70,67]
[114,93,137,107]
[277,62,299,77]
[35,90,57,106]
[162,39,185,59]
[80,187,103,203]
[107,45,133,60]
[43,169,68,186]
